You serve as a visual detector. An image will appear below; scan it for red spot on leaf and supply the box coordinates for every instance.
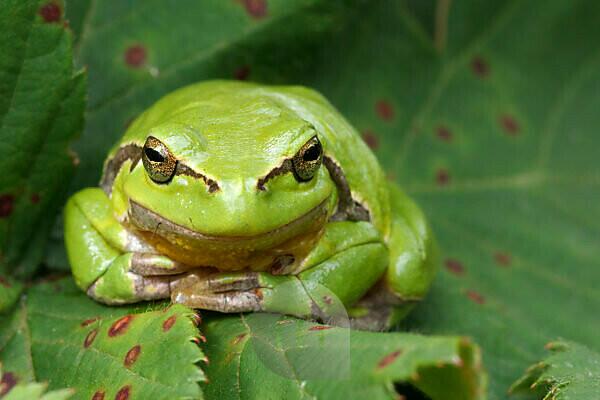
[435,169,450,185]
[0,276,10,288]
[375,100,394,121]
[436,126,453,142]
[84,329,98,348]
[466,290,485,305]
[124,45,146,68]
[444,259,464,276]
[108,315,133,337]
[30,193,40,204]
[162,315,176,332]
[470,56,489,77]
[494,252,512,267]
[0,372,17,396]
[242,0,268,19]
[362,130,379,150]
[81,317,99,327]
[309,325,332,331]
[377,350,402,369]
[39,2,61,23]
[232,333,247,345]
[499,114,520,135]
[234,65,250,80]
[91,390,105,400]
[0,195,14,218]
[124,345,141,367]
[115,385,131,400]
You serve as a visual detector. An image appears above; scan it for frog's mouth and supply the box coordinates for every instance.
[127,197,330,273]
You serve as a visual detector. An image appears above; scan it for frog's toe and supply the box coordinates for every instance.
[171,289,263,313]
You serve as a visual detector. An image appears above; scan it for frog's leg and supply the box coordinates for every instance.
[350,183,438,330]
[171,221,389,323]
[65,188,187,304]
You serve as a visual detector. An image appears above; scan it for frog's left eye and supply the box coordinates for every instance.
[292,136,323,181]
[142,136,177,183]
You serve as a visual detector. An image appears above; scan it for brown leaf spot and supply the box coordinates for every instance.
[362,130,379,150]
[39,2,61,23]
[30,193,40,204]
[0,372,17,396]
[322,295,333,305]
[309,325,332,331]
[444,259,464,276]
[162,315,177,332]
[0,194,15,218]
[470,56,489,77]
[81,317,99,327]
[0,276,10,288]
[124,45,146,68]
[84,328,98,348]
[466,290,485,305]
[242,0,268,19]
[435,169,450,185]
[115,385,131,400]
[91,390,105,400]
[375,100,394,121]
[377,350,402,369]
[232,333,247,345]
[234,65,250,80]
[108,315,134,337]
[499,114,520,135]
[124,345,141,368]
[435,126,453,142]
[494,252,512,267]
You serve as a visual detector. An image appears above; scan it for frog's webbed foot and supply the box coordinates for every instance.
[170,272,266,313]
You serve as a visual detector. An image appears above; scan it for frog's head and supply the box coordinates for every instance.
[106,86,338,271]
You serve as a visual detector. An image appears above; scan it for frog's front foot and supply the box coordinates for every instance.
[171,271,265,312]
[171,271,320,317]
[85,252,191,305]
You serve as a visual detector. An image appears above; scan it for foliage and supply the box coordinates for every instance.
[1,0,599,399]
[0,0,85,282]
[510,341,600,400]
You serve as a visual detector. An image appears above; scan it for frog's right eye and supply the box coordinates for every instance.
[142,136,177,183]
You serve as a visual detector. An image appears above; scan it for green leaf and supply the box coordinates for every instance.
[59,1,600,398]
[201,313,485,400]
[510,341,600,400]
[0,0,86,278]
[0,279,205,400]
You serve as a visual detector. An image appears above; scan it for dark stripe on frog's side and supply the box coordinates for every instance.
[100,144,220,194]
[256,155,370,223]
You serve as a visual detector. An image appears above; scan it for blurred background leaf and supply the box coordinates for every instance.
[0,0,85,283]
[13,0,600,398]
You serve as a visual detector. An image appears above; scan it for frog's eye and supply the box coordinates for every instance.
[292,135,323,181]
[141,136,177,183]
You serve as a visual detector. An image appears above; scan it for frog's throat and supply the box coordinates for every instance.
[126,197,331,272]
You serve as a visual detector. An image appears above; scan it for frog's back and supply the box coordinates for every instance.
[118,81,391,236]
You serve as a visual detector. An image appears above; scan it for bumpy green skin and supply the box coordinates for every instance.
[64,81,436,329]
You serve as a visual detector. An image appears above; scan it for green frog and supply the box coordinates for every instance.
[64,81,436,329]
